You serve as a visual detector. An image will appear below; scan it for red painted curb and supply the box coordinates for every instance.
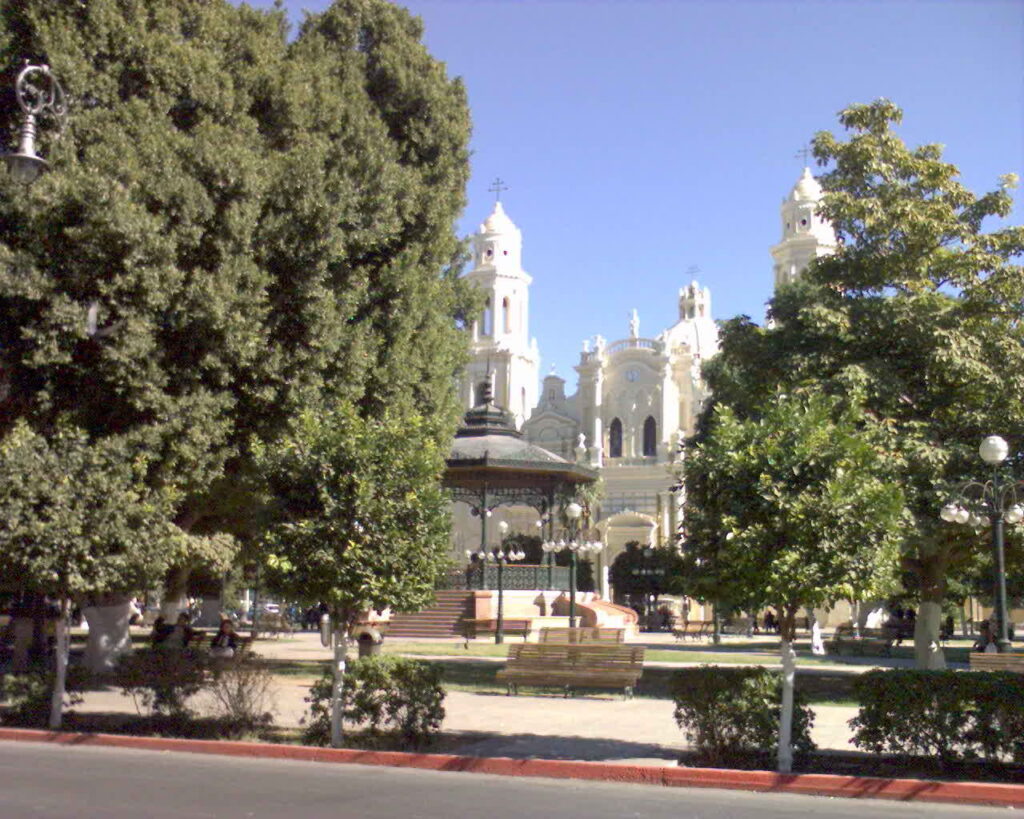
[1,727,1022,808]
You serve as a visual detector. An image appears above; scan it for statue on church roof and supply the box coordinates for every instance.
[629,309,639,339]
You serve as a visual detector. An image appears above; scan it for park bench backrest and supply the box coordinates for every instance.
[969,652,1024,673]
[538,627,625,644]
[506,642,644,670]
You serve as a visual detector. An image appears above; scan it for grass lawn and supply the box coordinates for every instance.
[377,639,884,668]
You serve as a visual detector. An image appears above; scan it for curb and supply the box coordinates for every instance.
[2,727,1022,808]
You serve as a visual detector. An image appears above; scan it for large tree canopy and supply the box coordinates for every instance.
[0,0,473,585]
[680,389,905,639]
[699,100,1024,667]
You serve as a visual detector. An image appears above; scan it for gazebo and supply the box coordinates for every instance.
[442,380,601,640]
[445,379,597,577]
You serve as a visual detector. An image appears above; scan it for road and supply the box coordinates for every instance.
[0,743,1008,819]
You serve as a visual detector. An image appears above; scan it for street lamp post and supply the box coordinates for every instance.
[468,521,525,644]
[541,501,603,628]
[3,62,67,185]
[493,520,526,645]
[940,435,1023,654]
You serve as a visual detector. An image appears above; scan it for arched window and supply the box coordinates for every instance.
[643,416,657,457]
[482,298,492,336]
[503,297,512,333]
[609,418,623,458]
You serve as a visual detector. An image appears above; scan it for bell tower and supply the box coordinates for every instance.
[770,167,837,290]
[461,194,539,427]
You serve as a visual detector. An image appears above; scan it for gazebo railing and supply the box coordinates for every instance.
[439,565,570,591]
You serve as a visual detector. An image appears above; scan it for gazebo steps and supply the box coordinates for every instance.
[385,590,474,639]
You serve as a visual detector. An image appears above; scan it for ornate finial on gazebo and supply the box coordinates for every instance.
[478,375,494,406]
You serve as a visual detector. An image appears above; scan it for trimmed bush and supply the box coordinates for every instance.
[304,655,445,749]
[850,669,1024,765]
[115,650,206,719]
[670,665,815,766]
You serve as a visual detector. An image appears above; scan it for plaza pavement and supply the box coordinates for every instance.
[67,629,893,766]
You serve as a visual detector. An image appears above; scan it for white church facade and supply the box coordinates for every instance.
[453,168,835,596]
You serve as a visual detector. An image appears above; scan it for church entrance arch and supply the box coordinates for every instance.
[595,509,658,599]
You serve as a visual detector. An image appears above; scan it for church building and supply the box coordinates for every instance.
[454,167,834,597]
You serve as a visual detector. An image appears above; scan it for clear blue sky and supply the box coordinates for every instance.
[251,0,1023,384]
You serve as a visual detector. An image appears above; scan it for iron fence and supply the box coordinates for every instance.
[439,564,570,591]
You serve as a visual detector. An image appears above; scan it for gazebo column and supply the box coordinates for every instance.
[479,483,490,590]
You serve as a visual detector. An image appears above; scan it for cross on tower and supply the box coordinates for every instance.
[488,177,508,202]
[794,145,812,165]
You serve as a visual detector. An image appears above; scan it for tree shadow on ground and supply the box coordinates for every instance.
[433,730,682,763]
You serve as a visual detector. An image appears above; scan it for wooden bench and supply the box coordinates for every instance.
[827,625,895,656]
[495,643,645,698]
[672,620,712,641]
[462,618,532,642]
[969,652,1024,673]
[254,612,295,638]
[538,627,624,644]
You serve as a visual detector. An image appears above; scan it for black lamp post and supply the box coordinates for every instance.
[493,520,526,644]
[940,435,1023,654]
[3,62,66,185]
[467,521,525,644]
[541,501,602,628]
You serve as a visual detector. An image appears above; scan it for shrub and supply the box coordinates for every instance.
[850,669,1024,765]
[0,670,84,727]
[205,653,276,738]
[670,665,815,766]
[303,656,445,749]
[115,650,206,719]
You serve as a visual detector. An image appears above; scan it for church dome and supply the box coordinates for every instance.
[789,167,823,202]
[480,201,517,234]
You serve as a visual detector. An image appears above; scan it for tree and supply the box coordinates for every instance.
[702,100,1024,668]
[257,403,453,747]
[680,389,905,772]
[609,542,685,623]
[0,421,183,726]
[0,0,472,660]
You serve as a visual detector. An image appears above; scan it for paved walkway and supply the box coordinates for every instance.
[67,630,876,766]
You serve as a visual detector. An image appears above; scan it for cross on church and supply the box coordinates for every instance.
[488,177,508,202]
[795,145,812,165]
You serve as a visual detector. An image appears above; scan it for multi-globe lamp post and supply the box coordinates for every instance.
[940,435,1023,654]
[541,501,603,628]
[465,520,526,644]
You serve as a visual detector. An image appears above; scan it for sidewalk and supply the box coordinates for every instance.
[69,630,864,766]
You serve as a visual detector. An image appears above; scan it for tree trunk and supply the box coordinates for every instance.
[777,605,798,774]
[160,565,191,619]
[330,621,350,749]
[914,600,945,669]
[82,597,134,673]
[48,598,70,730]
[914,556,946,669]
[778,638,796,774]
